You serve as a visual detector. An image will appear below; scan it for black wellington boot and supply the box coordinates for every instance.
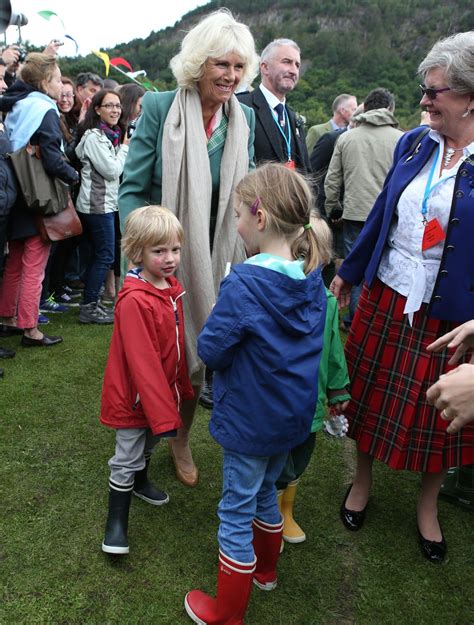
[102,483,132,555]
[133,458,169,506]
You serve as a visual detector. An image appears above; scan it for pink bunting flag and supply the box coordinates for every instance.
[110,57,133,72]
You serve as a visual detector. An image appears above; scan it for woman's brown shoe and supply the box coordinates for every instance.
[168,439,199,487]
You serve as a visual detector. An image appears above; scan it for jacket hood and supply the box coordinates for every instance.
[352,108,399,127]
[0,80,36,113]
[75,128,98,160]
[232,263,323,337]
[117,271,184,305]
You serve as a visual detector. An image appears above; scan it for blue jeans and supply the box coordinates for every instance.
[217,449,288,563]
[79,212,115,304]
[343,219,364,324]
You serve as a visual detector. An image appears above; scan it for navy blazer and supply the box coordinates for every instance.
[237,88,310,173]
[338,127,474,323]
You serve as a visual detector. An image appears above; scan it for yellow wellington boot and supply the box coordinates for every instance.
[281,479,306,543]
[277,491,285,553]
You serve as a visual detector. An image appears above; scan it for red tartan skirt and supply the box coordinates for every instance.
[345,279,474,472]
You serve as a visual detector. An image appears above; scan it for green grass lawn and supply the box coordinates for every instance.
[1,310,473,624]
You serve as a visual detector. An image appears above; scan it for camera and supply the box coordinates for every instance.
[127,119,137,139]
[17,45,26,62]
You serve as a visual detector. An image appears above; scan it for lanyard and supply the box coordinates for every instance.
[273,106,292,162]
[421,144,457,224]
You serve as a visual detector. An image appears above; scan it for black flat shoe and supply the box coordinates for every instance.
[417,526,447,563]
[21,334,63,347]
[0,346,16,358]
[0,324,23,338]
[340,484,367,531]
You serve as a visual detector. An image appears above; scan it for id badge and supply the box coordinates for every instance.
[422,218,446,251]
[284,159,295,170]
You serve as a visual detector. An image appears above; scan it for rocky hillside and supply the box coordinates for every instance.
[60,0,473,128]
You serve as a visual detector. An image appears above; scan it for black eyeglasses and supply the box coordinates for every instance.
[419,84,451,100]
[100,103,122,110]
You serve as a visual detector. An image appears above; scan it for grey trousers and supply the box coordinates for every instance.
[108,428,161,487]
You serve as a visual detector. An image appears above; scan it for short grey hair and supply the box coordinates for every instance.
[332,93,355,113]
[260,39,300,64]
[170,9,259,90]
[418,31,474,94]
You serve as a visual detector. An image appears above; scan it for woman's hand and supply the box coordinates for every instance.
[43,39,63,57]
[1,45,20,73]
[329,275,351,309]
[427,319,474,364]
[427,364,474,433]
[79,97,92,122]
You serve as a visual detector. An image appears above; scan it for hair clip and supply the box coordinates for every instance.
[250,197,261,215]
[303,223,312,230]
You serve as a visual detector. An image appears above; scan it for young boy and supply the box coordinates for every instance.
[100,205,194,555]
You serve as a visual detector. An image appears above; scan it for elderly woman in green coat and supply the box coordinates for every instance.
[118,10,257,488]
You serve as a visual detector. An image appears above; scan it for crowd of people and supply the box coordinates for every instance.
[0,10,473,624]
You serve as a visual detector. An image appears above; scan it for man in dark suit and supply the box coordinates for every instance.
[237,39,310,173]
[310,128,346,216]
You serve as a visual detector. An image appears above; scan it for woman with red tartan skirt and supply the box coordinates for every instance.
[330,31,474,563]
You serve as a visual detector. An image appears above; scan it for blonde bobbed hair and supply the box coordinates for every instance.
[122,205,184,265]
[170,9,259,90]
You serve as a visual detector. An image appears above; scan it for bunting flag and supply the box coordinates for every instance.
[127,70,147,79]
[38,9,155,91]
[140,79,158,92]
[110,57,133,72]
[38,10,65,29]
[92,49,110,76]
[64,34,79,54]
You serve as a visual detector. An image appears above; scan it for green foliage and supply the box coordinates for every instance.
[57,0,470,128]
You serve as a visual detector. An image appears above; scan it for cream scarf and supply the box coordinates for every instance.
[161,88,249,381]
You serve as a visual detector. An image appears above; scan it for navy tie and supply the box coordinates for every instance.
[274,103,285,127]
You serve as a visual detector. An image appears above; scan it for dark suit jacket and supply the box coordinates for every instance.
[310,128,346,215]
[237,88,310,173]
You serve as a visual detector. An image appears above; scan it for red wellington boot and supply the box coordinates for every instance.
[252,516,284,591]
[184,551,256,624]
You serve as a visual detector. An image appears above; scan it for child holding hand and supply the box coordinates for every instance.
[185,164,327,625]
[100,205,194,555]
[276,213,350,545]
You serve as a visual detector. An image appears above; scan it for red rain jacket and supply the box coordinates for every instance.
[100,272,194,434]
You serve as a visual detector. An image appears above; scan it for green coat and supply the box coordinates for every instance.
[306,120,333,154]
[313,289,350,432]
[118,90,255,225]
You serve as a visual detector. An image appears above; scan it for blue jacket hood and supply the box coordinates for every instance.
[198,263,327,456]
[231,263,319,337]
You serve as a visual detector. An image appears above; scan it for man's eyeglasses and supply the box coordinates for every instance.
[100,103,122,110]
[419,84,451,100]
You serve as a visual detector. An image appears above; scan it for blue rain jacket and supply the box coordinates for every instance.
[198,262,326,456]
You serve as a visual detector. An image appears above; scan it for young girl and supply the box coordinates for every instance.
[185,163,327,624]
[75,88,130,324]
[100,205,194,555]
[276,212,350,545]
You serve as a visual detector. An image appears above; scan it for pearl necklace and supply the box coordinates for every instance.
[443,145,465,168]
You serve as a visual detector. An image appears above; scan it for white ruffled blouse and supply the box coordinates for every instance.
[377,130,474,324]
